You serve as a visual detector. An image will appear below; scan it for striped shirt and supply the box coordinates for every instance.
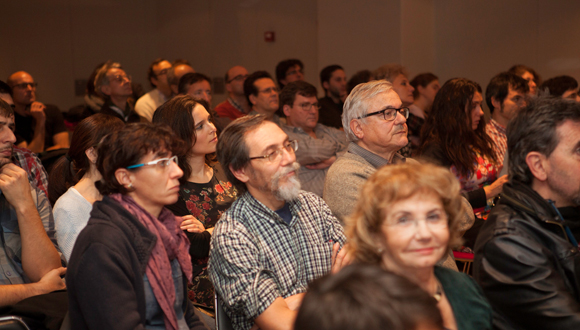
[208,191,345,330]
[485,119,507,166]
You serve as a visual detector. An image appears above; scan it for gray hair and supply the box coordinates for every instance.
[93,61,122,98]
[342,80,394,142]
[508,97,580,184]
[372,64,409,83]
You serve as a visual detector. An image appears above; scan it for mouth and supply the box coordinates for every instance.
[411,247,435,255]
[0,148,12,156]
[210,136,217,143]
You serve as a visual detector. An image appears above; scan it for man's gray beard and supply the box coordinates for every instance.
[271,162,301,202]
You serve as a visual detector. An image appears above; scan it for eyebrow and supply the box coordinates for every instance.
[259,137,289,154]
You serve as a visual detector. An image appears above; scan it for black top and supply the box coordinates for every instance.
[14,104,67,150]
[318,96,343,129]
[100,100,142,123]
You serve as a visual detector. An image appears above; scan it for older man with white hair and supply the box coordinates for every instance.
[323,80,414,222]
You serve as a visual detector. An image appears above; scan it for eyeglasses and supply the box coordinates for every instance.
[286,68,303,76]
[127,155,178,170]
[258,87,279,95]
[155,69,168,77]
[358,107,409,121]
[12,82,37,89]
[107,74,131,84]
[384,211,448,233]
[249,140,298,162]
[297,102,321,112]
[227,74,249,83]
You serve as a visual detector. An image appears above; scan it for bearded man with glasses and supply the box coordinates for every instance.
[280,81,347,196]
[209,114,349,330]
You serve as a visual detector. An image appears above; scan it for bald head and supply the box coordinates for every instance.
[7,71,36,106]
[169,64,195,95]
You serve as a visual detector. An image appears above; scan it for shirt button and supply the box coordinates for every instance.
[6,271,11,276]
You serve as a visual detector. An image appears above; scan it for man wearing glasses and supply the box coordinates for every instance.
[280,81,347,196]
[324,79,416,223]
[94,61,142,123]
[244,71,283,126]
[275,59,305,89]
[215,65,251,120]
[209,114,349,330]
[135,58,173,121]
[6,71,69,153]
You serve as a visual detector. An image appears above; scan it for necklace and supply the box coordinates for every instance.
[433,280,443,302]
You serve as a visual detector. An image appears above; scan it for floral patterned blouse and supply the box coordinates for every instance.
[166,162,238,309]
[450,152,499,193]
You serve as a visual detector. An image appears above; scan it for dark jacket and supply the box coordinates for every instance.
[66,196,208,330]
[100,100,143,123]
[474,182,580,330]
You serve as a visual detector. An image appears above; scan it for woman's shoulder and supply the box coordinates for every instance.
[53,187,91,212]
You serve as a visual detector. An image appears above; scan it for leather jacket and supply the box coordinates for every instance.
[474,182,580,330]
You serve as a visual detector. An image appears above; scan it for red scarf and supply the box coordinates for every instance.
[110,194,193,330]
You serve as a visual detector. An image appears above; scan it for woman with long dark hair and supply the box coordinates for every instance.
[153,95,238,311]
[49,113,124,261]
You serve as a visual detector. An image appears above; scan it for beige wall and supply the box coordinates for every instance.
[1,0,579,111]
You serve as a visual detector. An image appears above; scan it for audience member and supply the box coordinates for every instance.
[540,75,580,101]
[135,58,173,121]
[94,61,142,123]
[7,71,69,153]
[243,71,282,125]
[318,65,347,129]
[280,81,347,196]
[0,98,65,306]
[485,72,528,166]
[167,59,195,96]
[0,81,49,197]
[294,264,444,330]
[66,123,209,330]
[373,64,415,156]
[347,69,372,94]
[178,73,213,106]
[49,114,125,261]
[153,95,239,310]
[346,163,492,330]
[474,97,580,329]
[275,59,304,89]
[209,114,348,330]
[419,78,507,248]
[508,64,540,95]
[409,73,440,148]
[214,66,251,120]
[323,80,414,223]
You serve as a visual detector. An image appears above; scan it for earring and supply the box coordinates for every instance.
[127,183,134,190]
[377,247,384,253]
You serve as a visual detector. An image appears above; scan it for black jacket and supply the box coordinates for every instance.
[474,182,580,330]
[66,196,208,330]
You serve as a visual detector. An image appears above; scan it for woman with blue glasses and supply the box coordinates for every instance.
[66,123,209,330]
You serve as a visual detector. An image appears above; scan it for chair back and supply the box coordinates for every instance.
[214,294,233,330]
[0,316,31,330]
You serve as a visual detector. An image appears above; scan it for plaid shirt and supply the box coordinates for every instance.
[12,146,49,198]
[281,123,347,196]
[485,119,507,166]
[208,191,345,330]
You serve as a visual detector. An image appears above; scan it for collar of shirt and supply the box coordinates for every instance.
[347,142,406,168]
[240,191,303,227]
[489,118,507,134]
[228,98,246,113]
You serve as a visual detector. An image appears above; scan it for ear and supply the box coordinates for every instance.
[115,168,134,189]
[525,151,548,182]
[100,85,112,97]
[417,85,426,95]
[85,147,98,164]
[229,164,250,184]
[350,119,365,140]
[249,94,257,106]
[280,78,288,86]
[170,84,179,95]
[322,81,330,91]
[491,96,502,111]
[282,104,292,117]
[150,76,159,88]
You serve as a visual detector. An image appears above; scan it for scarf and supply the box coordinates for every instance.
[110,194,192,330]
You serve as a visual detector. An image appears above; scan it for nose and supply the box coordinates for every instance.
[394,109,407,124]
[414,220,433,240]
[4,128,16,145]
[169,160,183,180]
[280,146,296,166]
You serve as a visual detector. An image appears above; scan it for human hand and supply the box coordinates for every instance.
[179,215,205,233]
[0,164,34,210]
[305,156,337,170]
[29,102,46,122]
[331,242,352,274]
[36,267,66,295]
[484,174,508,199]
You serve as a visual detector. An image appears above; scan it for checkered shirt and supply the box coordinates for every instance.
[485,119,507,166]
[12,146,49,198]
[208,191,346,330]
